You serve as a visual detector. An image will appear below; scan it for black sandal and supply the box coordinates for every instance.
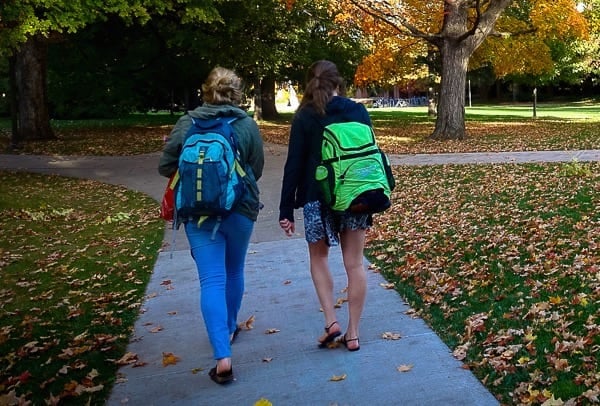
[209,365,234,385]
[318,321,341,348]
[340,335,360,352]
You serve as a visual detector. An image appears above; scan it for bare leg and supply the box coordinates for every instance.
[216,357,231,373]
[308,240,341,342]
[340,228,367,349]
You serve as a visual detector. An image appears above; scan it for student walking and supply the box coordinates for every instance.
[278,60,372,352]
[159,67,264,384]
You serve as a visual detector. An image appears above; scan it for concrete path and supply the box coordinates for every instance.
[4,147,595,405]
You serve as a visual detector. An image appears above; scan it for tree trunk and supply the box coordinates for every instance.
[260,76,279,120]
[13,36,54,143]
[253,78,263,121]
[430,0,471,140]
[8,56,21,150]
[430,41,469,140]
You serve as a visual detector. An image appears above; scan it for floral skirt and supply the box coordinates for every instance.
[303,201,372,246]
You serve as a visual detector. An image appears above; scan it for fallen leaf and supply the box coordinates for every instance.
[82,384,104,393]
[541,395,564,406]
[241,315,255,330]
[265,328,280,334]
[330,373,347,382]
[380,282,395,289]
[262,357,273,363]
[254,398,273,406]
[162,352,180,367]
[397,364,414,372]
[382,331,402,340]
[149,326,164,333]
[283,280,292,285]
[116,352,138,365]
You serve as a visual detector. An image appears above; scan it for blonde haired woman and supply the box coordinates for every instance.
[159,67,264,384]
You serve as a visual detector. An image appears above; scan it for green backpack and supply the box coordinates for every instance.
[315,121,395,214]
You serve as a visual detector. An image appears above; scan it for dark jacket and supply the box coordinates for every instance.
[158,103,264,221]
[279,96,371,222]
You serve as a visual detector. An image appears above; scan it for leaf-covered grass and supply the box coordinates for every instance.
[366,162,600,405]
[0,172,165,405]
[260,104,600,154]
[0,113,178,155]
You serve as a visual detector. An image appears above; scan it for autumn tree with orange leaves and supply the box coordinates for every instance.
[331,0,588,140]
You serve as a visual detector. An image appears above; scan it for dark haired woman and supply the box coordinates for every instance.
[278,60,372,352]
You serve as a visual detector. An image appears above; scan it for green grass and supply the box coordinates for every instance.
[366,162,600,405]
[0,172,165,405]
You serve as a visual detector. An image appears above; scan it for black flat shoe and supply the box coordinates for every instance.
[318,321,341,348]
[209,365,234,385]
[230,327,241,344]
[340,335,360,352]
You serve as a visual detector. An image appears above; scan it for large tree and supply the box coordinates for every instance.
[0,0,221,148]
[337,0,588,140]
[211,0,367,120]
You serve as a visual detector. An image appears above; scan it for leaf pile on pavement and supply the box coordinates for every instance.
[366,162,600,405]
[0,171,164,405]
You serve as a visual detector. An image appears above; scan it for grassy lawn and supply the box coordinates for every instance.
[367,162,599,405]
[1,103,599,405]
[0,173,165,405]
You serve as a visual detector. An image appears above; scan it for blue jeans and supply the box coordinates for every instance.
[184,213,254,360]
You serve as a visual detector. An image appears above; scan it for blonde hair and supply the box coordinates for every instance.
[202,67,243,105]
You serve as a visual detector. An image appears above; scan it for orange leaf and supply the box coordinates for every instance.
[162,352,180,367]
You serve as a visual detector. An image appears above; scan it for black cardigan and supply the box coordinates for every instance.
[279,96,372,222]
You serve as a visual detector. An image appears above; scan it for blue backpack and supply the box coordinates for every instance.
[174,116,246,233]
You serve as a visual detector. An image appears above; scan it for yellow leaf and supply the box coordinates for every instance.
[254,398,273,406]
[549,296,561,304]
[162,352,180,367]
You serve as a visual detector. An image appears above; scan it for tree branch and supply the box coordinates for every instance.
[347,0,443,46]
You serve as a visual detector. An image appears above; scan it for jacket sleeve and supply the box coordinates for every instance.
[278,114,307,222]
[158,115,191,177]
[244,118,264,182]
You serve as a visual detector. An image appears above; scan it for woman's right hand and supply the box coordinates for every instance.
[279,219,295,237]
